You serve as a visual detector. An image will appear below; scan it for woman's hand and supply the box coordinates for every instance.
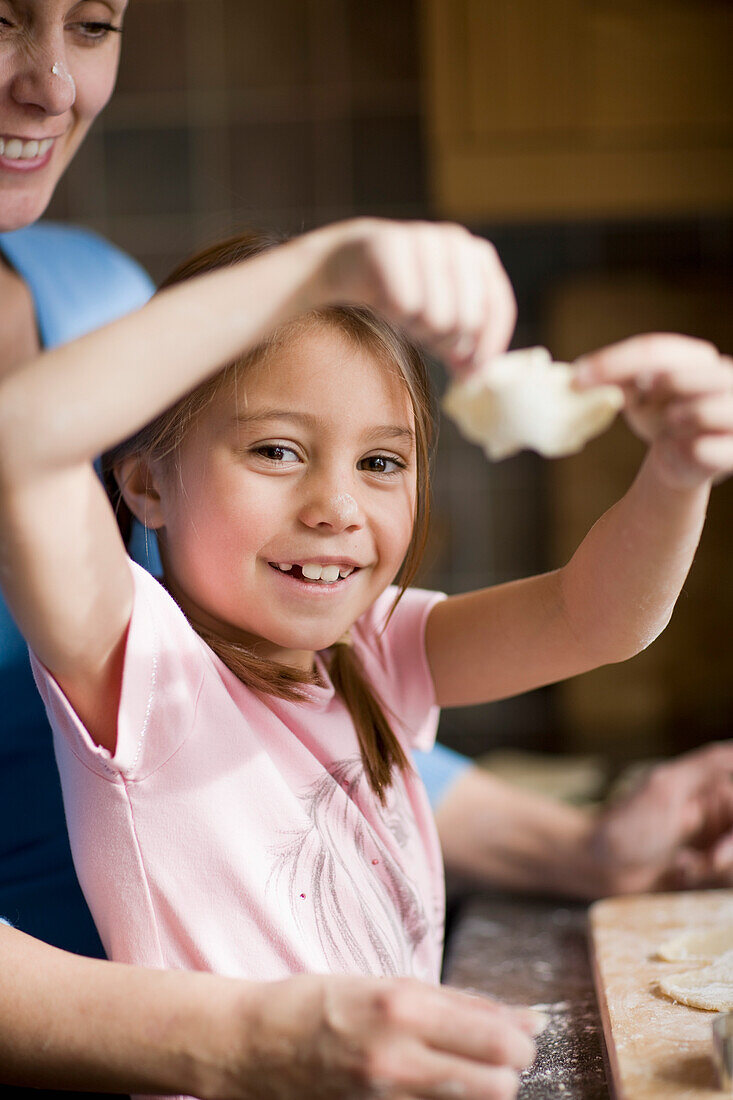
[592,742,733,895]
[221,972,543,1100]
[575,333,733,491]
[0,926,540,1099]
[305,218,516,374]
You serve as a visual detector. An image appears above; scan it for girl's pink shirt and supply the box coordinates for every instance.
[30,563,446,986]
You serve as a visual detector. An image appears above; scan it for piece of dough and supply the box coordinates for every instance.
[442,346,624,460]
[658,949,733,1011]
[656,926,733,962]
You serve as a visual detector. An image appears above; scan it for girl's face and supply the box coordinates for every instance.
[154,324,419,671]
[0,0,127,232]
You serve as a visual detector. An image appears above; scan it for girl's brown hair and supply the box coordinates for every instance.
[102,231,437,803]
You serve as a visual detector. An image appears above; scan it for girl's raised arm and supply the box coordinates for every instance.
[0,218,513,752]
[426,334,733,709]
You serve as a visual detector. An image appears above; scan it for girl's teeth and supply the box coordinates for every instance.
[300,563,342,583]
[0,138,53,160]
[273,561,354,583]
[302,562,325,581]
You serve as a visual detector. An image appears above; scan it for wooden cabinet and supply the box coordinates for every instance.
[421,0,733,220]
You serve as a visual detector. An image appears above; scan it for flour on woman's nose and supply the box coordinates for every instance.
[51,59,76,103]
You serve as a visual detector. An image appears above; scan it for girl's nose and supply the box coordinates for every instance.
[298,487,364,532]
[10,39,77,116]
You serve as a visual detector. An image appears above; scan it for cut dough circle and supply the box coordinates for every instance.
[656,926,733,963]
[658,949,733,1011]
[442,346,624,460]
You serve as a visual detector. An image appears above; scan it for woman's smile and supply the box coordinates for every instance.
[0,0,127,230]
[0,134,56,170]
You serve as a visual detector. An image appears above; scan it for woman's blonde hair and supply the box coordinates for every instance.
[102,231,437,803]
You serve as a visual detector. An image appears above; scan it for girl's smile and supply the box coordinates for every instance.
[268,560,360,585]
[148,322,418,671]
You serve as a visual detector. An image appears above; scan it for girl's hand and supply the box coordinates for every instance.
[575,333,733,490]
[232,972,543,1100]
[306,218,517,375]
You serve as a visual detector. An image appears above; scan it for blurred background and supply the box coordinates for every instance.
[48,0,733,772]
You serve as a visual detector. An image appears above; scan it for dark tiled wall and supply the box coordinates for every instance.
[48,0,426,281]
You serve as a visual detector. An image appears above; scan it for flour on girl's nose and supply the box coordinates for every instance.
[332,493,358,521]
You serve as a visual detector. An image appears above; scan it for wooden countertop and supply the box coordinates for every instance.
[589,891,731,1099]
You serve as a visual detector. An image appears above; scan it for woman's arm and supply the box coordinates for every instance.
[0,920,254,1094]
[0,219,513,752]
[434,767,604,899]
[0,923,543,1098]
[434,741,733,899]
[427,334,732,708]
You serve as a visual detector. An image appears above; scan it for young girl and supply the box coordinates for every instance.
[0,217,731,1098]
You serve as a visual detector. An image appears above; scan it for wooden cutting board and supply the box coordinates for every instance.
[589,890,733,1099]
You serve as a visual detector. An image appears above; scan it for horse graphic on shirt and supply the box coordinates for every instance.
[266,755,429,976]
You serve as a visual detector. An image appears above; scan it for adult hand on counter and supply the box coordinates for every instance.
[0,920,544,1099]
[243,973,543,1100]
[592,741,733,893]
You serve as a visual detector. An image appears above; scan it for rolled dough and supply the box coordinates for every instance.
[658,948,733,1011]
[656,926,733,962]
[442,346,624,460]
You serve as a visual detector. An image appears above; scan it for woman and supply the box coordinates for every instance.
[2,3,733,1097]
[0,0,151,959]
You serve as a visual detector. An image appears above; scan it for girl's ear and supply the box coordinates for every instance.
[115,455,166,531]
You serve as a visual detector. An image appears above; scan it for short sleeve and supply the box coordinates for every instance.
[412,743,473,809]
[30,562,207,781]
[0,222,154,348]
[352,586,445,753]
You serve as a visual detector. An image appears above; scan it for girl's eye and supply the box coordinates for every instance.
[358,454,405,476]
[253,444,300,464]
[70,21,123,43]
